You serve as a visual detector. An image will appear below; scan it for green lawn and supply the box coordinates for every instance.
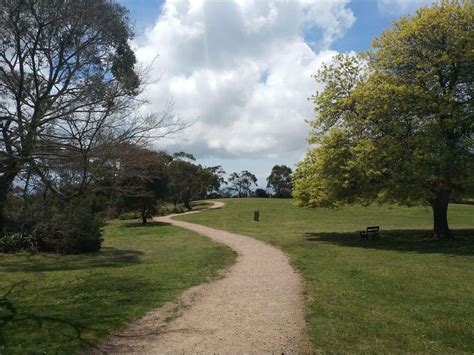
[178,199,474,353]
[0,219,235,354]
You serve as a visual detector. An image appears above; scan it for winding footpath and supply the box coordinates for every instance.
[99,201,311,353]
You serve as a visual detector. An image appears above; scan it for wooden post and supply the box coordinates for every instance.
[253,210,259,222]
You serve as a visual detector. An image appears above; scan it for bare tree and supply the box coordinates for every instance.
[0,0,183,229]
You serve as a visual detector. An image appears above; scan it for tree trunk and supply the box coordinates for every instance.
[0,168,18,234]
[140,208,147,224]
[431,190,451,239]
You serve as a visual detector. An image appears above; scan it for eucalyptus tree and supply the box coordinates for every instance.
[267,165,293,198]
[228,170,258,197]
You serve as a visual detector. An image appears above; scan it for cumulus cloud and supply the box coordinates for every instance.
[134,0,355,161]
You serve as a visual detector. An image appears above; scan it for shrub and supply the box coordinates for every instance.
[32,199,103,254]
[0,233,37,253]
[158,204,186,215]
[255,188,269,198]
[2,192,104,255]
[171,205,186,214]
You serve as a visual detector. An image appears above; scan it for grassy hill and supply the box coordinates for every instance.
[178,199,474,353]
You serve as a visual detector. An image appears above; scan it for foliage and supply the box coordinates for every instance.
[1,190,103,254]
[228,170,258,197]
[267,165,293,198]
[0,0,133,227]
[179,198,474,353]
[111,145,170,224]
[32,199,103,254]
[167,157,220,210]
[0,233,36,254]
[294,1,474,238]
[0,218,235,353]
[158,204,186,215]
[205,165,227,195]
[255,188,269,198]
[0,0,182,233]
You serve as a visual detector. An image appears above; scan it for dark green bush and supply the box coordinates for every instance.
[33,201,103,254]
[0,233,37,253]
[3,193,103,254]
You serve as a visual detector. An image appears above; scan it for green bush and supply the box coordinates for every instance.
[0,233,37,253]
[2,193,104,255]
[158,204,186,215]
[32,200,103,254]
[171,205,186,214]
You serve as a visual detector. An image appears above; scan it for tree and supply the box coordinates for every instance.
[205,165,227,196]
[112,144,169,224]
[294,1,473,238]
[228,170,258,197]
[167,157,220,210]
[0,0,180,232]
[267,165,293,198]
[255,188,269,198]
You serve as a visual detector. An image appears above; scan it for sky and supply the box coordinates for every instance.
[118,0,433,185]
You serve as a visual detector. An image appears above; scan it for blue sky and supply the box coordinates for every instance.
[118,0,432,185]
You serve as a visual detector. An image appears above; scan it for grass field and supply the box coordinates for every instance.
[0,219,235,353]
[179,199,474,353]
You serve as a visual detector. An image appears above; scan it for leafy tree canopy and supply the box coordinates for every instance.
[168,155,221,210]
[228,170,258,197]
[267,165,293,198]
[294,1,474,238]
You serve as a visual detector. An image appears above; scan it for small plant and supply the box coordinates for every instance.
[0,233,37,253]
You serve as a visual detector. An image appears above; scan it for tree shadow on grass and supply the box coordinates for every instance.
[0,247,143,273]
[0,281,97,351]
[0,274,188,353]
[122,221,171,228]
[304,229,474,256]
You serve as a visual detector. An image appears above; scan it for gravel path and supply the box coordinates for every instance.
[98,201,311,353]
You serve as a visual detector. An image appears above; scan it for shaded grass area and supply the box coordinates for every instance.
[0,219,235,354]
[178,199,474,353]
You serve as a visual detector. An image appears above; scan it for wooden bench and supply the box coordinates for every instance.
[359,226,380,239]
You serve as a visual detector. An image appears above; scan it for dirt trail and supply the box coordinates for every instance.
[98,201,311,353]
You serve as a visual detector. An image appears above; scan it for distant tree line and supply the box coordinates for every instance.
[216,164,293,198]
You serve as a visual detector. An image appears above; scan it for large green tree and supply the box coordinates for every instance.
[294,1,473,238]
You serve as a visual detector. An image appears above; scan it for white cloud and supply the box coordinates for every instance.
[377,0,435,16]
[134,0,355,161]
